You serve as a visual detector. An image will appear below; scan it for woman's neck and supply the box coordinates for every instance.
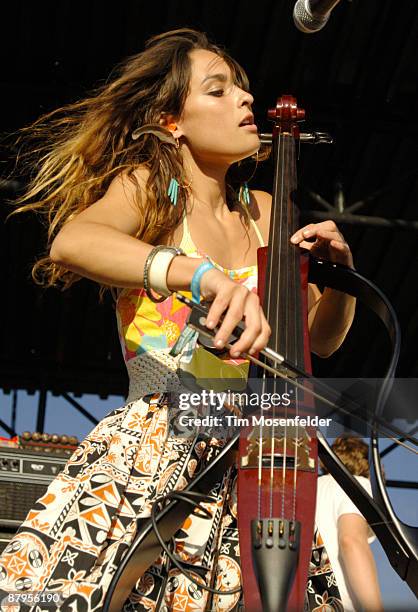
[182,148,229,217]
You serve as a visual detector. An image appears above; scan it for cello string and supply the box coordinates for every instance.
[269,129,282,518]
[258,418,263,520]
[269,402,275,518]
[264,129,281,520]
[290,137,300,522]
[293,388,299,523]
[278,131,288,519]
[282,132,292,519]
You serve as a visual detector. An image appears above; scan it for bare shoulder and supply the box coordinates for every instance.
[67,166,150,236]
[250,190,272,217]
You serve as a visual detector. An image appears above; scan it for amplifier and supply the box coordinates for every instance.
[0,445,71,552]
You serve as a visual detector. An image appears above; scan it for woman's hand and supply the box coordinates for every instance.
[199,268,271,358]
[290,220,354,269]
[290,220,356,357]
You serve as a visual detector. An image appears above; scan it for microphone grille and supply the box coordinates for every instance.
[293,0,330,33]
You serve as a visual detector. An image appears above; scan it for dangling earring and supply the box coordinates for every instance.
[166,125,193,206]
[239,150,259,206]
[167,168,193,207]
[167,178,179,206]
[239,183,251,205]
[130,121,187,207]
[167,124,180,206]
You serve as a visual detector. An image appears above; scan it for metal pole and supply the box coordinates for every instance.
[301,209,418,231]
[36,389,47,433]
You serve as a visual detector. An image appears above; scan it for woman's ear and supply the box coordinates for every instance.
[159,114,184,139]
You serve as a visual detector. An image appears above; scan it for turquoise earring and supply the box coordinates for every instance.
[239,182,251,206]
[238,150,259,206]
[167,177,179,206]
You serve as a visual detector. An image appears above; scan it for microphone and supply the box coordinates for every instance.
[293,0,342,33]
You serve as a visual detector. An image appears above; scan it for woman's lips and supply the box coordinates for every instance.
[240,123,258,133]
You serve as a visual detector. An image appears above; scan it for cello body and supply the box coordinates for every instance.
[237,95,318,611]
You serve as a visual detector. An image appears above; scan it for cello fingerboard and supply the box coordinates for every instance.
[264,132,306,371]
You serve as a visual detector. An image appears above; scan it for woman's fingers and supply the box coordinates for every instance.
[204,285,270,356]
[207,287,247,348]
[290,220,338,243]
[290,222,354,267]
[227,293,264,356]
[200,269,271,356]
[291,224,341,245]
[248,309,271,356]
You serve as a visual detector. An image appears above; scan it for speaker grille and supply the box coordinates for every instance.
[0,481,49,524]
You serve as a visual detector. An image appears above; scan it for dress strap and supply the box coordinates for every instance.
[241,201,266,247]
[249,217,265,247]
[179,212,197,254]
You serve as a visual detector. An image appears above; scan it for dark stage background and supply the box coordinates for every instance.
[0,3,417,607]
[1,0,417,402]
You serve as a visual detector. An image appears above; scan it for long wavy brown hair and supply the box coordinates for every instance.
[10,28,252,289]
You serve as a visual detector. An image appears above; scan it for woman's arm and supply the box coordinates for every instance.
[50,170,271,356]
[290,220,356,357]
[251,192,356,357]
[308,286,356,357]
[50,169,201,289]
[338,514,383,611]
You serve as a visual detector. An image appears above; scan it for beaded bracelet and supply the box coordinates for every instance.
[191,260,215,304]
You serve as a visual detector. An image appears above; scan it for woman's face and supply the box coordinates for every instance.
[175,49,259,165]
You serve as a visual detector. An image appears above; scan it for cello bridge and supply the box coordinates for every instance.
[240,426,315,471]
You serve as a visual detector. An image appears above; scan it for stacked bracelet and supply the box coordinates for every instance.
[191,261,215,304]
[143,246,184,302]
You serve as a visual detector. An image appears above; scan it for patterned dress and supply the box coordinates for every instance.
[0,213,341,611]
[0,215,263,612]
[305,528,343,611]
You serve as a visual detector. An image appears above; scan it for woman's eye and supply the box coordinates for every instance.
[208,89,224,97]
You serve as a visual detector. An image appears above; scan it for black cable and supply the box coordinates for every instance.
[150,489,241,596]
[153,539,172,611]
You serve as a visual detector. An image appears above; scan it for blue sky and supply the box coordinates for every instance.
[0,390,416,609]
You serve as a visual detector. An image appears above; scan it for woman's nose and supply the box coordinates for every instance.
[239,88,254,108]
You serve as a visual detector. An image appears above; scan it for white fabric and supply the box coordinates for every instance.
[125,349,181,403]
[315,473,376,611]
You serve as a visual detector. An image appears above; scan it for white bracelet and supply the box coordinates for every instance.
[148,247,184,298]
